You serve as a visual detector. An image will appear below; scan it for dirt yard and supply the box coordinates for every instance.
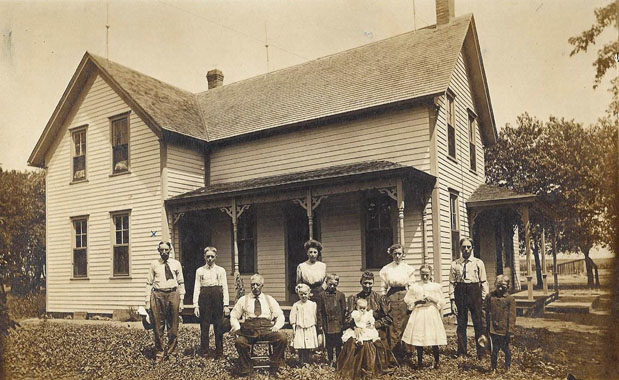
[1,312,615,380]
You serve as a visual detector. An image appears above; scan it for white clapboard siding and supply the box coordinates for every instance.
[167,142,205,198]
[435,52,486,310]
[209,106,431,184]
[256,203,286,301]
[45,74,163,314]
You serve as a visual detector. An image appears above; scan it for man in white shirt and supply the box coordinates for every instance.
[193,246,229,358]
[230,273,287,376]
[145,241,185,363]
[449,237,488,359]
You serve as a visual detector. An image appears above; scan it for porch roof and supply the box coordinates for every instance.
[167,160,435,205]
[467,184,536,208]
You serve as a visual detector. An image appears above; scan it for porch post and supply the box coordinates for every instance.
[306,189,313,240]
[552,223,559,295]
[396,178,405,246]
[420,194,428,264]
[231,198,239,276]
[523,206,533,301]
[541,220,548,295]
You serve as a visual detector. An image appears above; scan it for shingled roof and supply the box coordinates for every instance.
[467,184,536,206]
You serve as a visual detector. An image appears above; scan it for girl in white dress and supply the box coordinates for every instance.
[401,264,447,369]
[290,283,323,364]
[341,298,380,344]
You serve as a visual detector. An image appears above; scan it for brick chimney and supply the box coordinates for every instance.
[206,69,224,89]
[436,0,455,26]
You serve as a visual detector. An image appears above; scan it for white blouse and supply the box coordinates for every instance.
[403,281,444,311]
[296,261,327,286]
[379,261,416,295]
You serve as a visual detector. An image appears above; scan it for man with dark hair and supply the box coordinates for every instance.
[449,237,488,359]
[145,241,185,363]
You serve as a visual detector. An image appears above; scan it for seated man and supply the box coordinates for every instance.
[230,274,287,376]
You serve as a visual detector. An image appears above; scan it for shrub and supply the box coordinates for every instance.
[7,292,45,320]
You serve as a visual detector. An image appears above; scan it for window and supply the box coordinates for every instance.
[112,212,130,276]
[111,115,129,173]
[237,209,256,274]
[446,93,456,159]
[468,112,477,171]
[364,194,393,269]
[72,218,88,277]
[449,192,460,260]
[72,128,87,181]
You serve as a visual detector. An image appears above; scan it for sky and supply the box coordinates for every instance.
[0,0,615,171]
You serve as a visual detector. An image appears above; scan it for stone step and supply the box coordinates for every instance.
[545,301,592,314]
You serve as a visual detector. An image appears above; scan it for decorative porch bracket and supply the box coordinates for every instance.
[292,189,327,240]
[220,199,251,300]
[379,178,405,246]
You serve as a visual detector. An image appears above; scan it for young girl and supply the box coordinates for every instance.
[341,298,380,344]
[290,283,323,364]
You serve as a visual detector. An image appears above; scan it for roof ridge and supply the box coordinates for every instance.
[196,14,473,95]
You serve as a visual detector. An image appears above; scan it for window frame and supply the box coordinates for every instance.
[71,216,89,278]
[234,208,257,274]
[468,109,477,172]
[110,210,131,277]
[361,192,395,270]
[70,125,88,182]
[449,190,460,260]
[109,112,131,176]
[446,92,457,160]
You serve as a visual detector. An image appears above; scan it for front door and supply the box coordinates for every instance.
[179,211,211,305]
[285,206,320,303]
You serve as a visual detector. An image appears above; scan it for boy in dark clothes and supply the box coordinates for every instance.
[485,274,516,372]
[317,273,347,365]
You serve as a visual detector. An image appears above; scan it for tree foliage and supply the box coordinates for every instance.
[0,168,46,295]
[486,114,617,287]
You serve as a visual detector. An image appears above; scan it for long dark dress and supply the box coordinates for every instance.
[336,291,398,379]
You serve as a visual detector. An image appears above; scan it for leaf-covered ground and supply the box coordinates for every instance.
[0,319,613,380]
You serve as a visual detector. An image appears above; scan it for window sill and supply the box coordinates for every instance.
[70,276,89,281]
[469,169,477,175]
[447,155,457,164]
[109,275,132,280]
[109,170,131,178]
[70,179,89,185]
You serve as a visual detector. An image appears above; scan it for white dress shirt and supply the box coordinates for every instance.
[449,256,489,300]
[230,293,285,332]
[379,261,416,295]
[145,257,185,304]
[192,264,229,308]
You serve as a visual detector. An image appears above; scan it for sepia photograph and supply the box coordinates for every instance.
[0,0,617,379]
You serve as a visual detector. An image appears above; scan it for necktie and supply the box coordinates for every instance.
[254,296,262,317]
[462,260,468,280]
[164,261,174,281]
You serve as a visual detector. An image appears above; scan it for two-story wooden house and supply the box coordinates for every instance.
[29,1,525,316]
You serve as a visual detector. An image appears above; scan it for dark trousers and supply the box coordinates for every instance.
[234,319,287,374]
[150,289,180,358]
[198,286,224,354]
[325,332,343,361]
[490,334,511,369]
[454,283,484,357]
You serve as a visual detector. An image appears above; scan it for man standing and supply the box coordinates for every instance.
[146,241,185,363]
[449,237,488,359]
[193,246,229,358]
[230,274,287,376]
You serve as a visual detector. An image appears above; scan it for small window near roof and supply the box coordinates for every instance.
[112,212,130,276]
[446,93,456,159]
[72,128,86,181]
[72,218,88,277]
[111,115,129,173]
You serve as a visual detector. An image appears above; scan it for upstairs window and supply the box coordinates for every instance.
[112,212,130,276]
[237,209,256,274]
[468,112,477,171]
[72,128,87,181]
[72,217,88,277]
[364,194,393,269]
[111,114,129,174]
[446,93,456,159]
[449,191,460,260]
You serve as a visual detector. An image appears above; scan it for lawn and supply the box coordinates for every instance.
[1,319,615,380]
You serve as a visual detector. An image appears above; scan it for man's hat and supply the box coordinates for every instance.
[137,306,154,330]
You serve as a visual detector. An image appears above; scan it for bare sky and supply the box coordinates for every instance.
[0,0,614,171]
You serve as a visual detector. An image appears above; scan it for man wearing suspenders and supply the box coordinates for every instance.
[230,273,287,376]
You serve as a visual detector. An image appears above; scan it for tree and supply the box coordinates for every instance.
[486,114,615,288]
[0,168,46,295]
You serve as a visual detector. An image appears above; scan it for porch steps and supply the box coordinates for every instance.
[512,291,558,317]
[544,294,601,314]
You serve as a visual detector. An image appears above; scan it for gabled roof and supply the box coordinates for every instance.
[167,160,435,205]
[467,184,536,207]
[29,14,496,167]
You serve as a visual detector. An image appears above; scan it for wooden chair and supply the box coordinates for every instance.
[250,340,274,369]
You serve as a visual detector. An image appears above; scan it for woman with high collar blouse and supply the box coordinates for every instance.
[379,243,416,357]
[296,239,327,303]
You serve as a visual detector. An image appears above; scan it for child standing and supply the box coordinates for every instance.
[341,298,380,344]
[290,283,323,364]
[485,274,516,372]
[317,273,347,364]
